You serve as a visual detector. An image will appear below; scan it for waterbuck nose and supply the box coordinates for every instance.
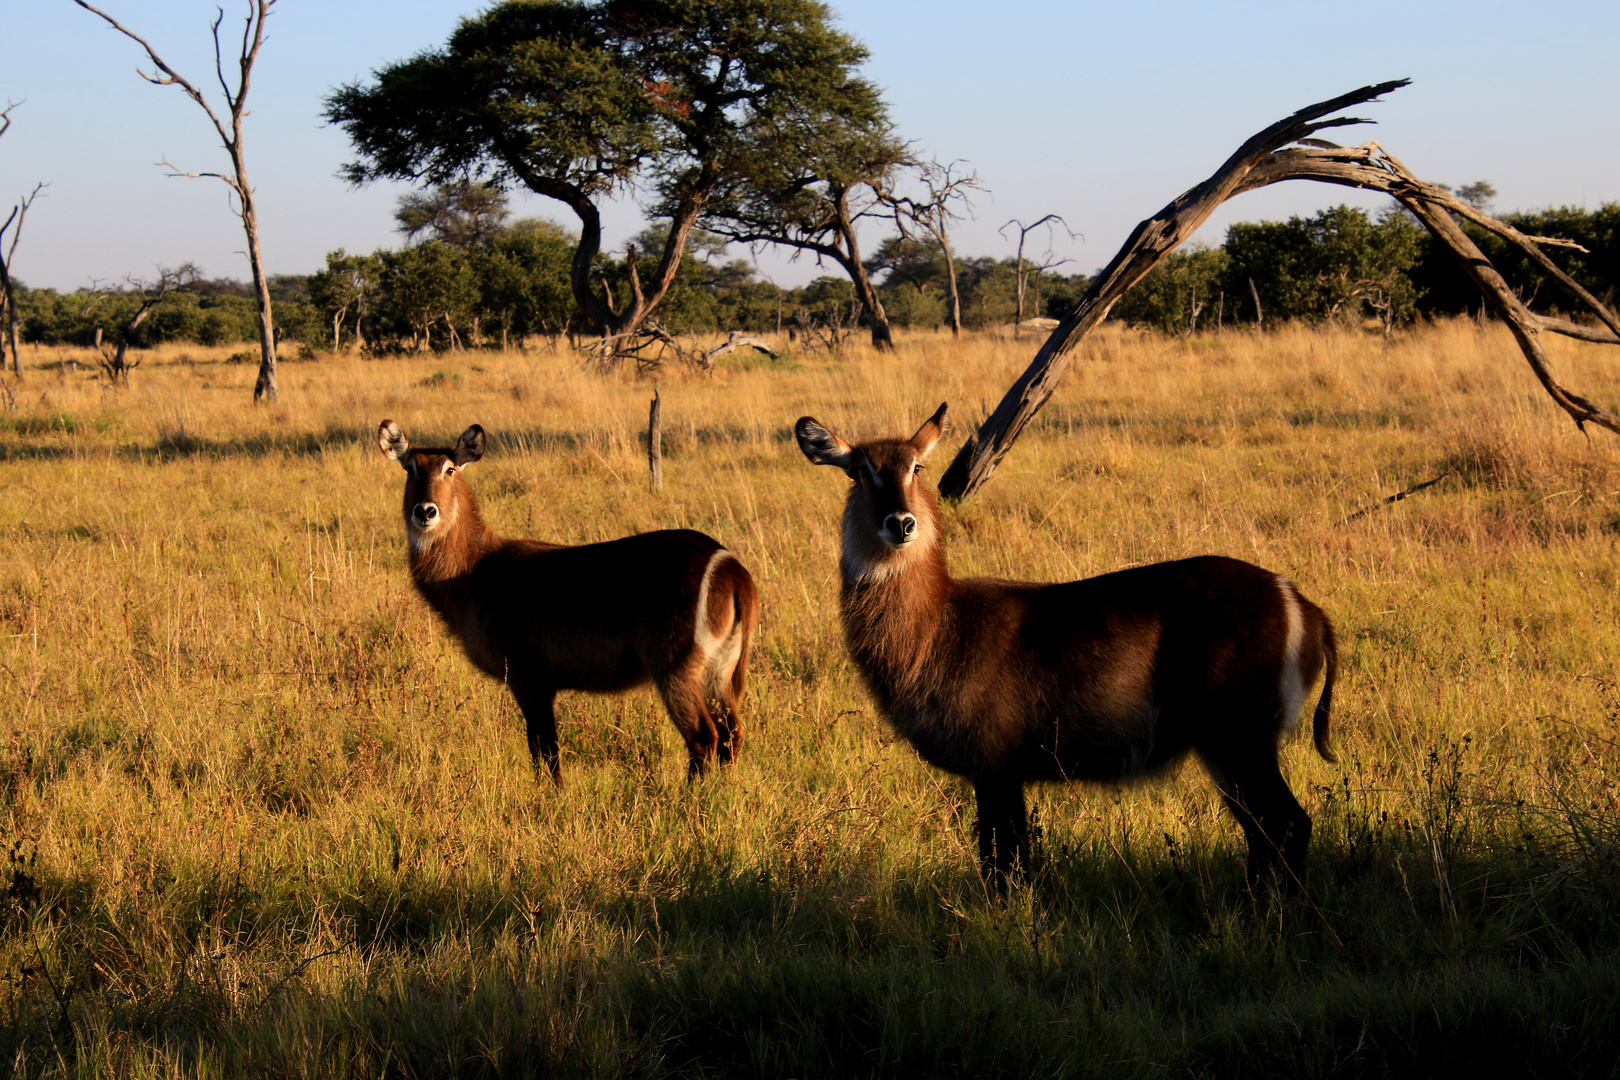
[888,512,917,541]
[413,502,439,526]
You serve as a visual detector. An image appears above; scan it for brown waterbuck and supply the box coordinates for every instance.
[795,404,1337,891]
[378,420,758,783]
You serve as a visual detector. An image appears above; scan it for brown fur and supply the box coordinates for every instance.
[378,420,759,782]
[796,404,1338,892]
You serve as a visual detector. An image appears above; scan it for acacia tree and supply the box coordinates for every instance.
[74,0,281,402]
[693,110,904,349]
[326,0,879,354]
[396,181,511,249]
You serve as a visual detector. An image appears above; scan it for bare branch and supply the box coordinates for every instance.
[72,1,235,149]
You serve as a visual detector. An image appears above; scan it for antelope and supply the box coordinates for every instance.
[378,420,758,783]
[795,404,1337,891]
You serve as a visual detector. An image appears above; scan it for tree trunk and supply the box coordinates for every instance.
[828,192,892,351]
[2,277,17,376]
[941,228,963,337]
[244,179,278,402]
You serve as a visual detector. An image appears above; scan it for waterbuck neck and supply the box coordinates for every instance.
[839,515,951,689]
[407,494,499,591]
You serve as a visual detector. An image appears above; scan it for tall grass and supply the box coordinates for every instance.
[2,321,1620,1076]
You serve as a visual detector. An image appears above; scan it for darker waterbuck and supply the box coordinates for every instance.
[795,403,1337,891]
[378,420,758,783]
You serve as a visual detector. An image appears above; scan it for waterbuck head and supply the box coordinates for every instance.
[377,420,485,552]
[796,404,949,580]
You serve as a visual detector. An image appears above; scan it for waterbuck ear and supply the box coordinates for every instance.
[378,420,410,467]
[453,424,486,466]
[910,402,949,460]
[795,416,855,476]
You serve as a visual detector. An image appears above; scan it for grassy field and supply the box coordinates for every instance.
[2,320,1620,1076]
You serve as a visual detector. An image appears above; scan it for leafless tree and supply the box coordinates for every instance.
[0,102,46,377]
[876,158,984,337]
[999,214,1078,336]
[73,0,280,402]
[96,263,199,384]
[939,80,1620,501]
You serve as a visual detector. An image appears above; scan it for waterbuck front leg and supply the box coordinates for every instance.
[508,679,562,786]
[973,774,1030,896]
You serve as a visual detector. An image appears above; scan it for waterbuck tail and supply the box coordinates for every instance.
[1313,619,1338,764]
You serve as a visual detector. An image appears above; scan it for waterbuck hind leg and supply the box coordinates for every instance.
[711,692,743,766]
[657,679,722,780]
[1207,754,1312,890]
[973,775,1031,897]
[509,681,563,786]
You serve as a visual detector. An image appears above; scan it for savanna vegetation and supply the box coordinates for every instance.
[3,318,1620,1075]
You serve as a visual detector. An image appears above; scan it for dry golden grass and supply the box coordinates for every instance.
[2,319,1619,1076]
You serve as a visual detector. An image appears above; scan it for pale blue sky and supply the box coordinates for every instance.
[2,1,1616,291]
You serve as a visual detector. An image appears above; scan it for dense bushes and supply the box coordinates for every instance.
[10,202,1614,352]
[1112,202,1619,334]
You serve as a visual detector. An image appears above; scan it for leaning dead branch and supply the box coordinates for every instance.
[938,80,1620,501]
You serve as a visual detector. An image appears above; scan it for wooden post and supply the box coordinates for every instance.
[648,389,663,491]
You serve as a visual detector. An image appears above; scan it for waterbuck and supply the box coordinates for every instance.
[795,403,1337,890]
[378,420,758,783]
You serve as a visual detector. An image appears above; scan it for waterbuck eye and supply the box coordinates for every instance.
[912,463,924,476]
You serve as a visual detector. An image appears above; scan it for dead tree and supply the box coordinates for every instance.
[706,332,779,363]
[98,265,198,384]
[0,103,45,378]
[74,0,281,403]
[876,158,984,337]
[938,79,1620,501]
[1000,214,1078,336]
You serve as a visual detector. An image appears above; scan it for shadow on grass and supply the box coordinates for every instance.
[9,824,1620,1078]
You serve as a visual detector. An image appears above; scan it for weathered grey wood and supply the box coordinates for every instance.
[938,80,1410,500]
[939,80,1620,500]
[706,332,779,361]
[648,390,663,492]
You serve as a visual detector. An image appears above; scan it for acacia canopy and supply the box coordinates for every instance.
[326,0,882,343]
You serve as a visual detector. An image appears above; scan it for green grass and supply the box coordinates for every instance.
[2,322,1620,1075]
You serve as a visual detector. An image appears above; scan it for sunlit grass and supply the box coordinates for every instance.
[2,319,1619,1075]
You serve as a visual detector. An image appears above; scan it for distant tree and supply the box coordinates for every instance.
[875,158,982,337]
[327,0,880,355]
[396,181,511,249]
[0,103,45,376]
[1111,246,1228,334]
[1456,180,1497,212]
[309,250,383,350]
[95,264,199,383]
[1224,205,1423,329]
[1000,214,1078,335]
[74,0,282,402]
[475,224,576,345]
[377,242,480,351]
[696,119,906,349]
